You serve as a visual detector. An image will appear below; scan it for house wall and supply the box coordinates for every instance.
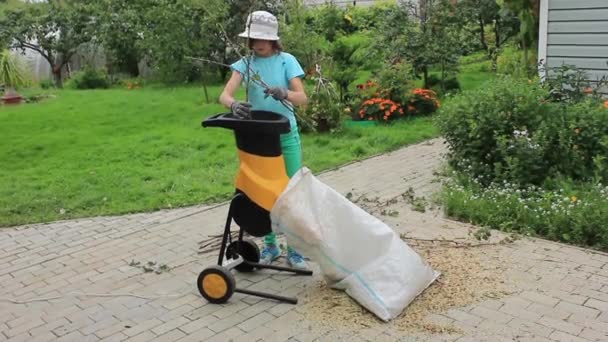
[539,0,608,88]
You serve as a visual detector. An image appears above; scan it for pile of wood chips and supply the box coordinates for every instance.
[299,238,515,335]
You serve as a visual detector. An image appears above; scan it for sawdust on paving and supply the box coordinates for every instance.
[299,239,515,335]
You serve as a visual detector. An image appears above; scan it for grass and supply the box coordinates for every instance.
[1,86,439,226]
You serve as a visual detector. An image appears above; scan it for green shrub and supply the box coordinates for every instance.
[0,49,28,89]
[427,75,461,94]
[66,67,110,89]
[496,47,537,78]
[437,75,608,187]
[297,75,345,133]
[375,61,415,104]
[39,79,54,89]
[541,63,608,104]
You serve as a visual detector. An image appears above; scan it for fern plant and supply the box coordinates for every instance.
[0,50,27,92]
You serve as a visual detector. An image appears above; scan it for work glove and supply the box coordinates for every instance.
[264,87,289,101]
[230,101,252,119]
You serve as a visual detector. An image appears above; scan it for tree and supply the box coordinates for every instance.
[91,0,149,77]
[0,0,95,88]
[135,0,228,83]
[280,0,329,73]
[215,0,283,81]
[503,0,540,76]
[459,0,499,52]
[459,0,518,70]
[377,0,463,88]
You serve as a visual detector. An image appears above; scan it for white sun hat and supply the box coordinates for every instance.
[238,10,280,41]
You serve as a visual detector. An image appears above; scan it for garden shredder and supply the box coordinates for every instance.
[196,110,313,305]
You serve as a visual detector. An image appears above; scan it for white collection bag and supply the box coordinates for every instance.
[270,167,439,322]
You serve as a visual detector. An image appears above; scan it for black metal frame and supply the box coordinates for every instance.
[216,193,313,304]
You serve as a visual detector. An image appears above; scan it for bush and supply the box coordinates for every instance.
[297,76,345,133]
[437,76,550,186]
[66,67,110,89]
[437,75,608,187]
[427,75,461,94]
[409,88,441,115]
[357,97,404,122]
[39,79,54,89]
[375,61,415,104]
[541,63,608,104]
[496,47,537,78]
[0,50,28,89]
[349,80,439,122]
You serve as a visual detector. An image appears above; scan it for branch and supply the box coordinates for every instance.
[61,51,77,67]
[15,38,52,64]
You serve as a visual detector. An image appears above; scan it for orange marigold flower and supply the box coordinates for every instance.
[368,117,374,121]
[385,110,390,116]
[604,100,608,109]
[390,105,397,112]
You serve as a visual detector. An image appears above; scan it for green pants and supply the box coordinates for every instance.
[264,130,302,250]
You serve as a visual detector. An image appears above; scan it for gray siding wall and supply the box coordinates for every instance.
[546,0,608,83]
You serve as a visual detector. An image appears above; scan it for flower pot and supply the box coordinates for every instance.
[1,92,23,105]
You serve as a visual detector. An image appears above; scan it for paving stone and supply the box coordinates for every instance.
[579,327,608,341]
[203,327,245,342]
[584,298,608,312]
[469,306,514,324]
[549,330,588,342]
[538,316,582,336]
[555,300,600,319]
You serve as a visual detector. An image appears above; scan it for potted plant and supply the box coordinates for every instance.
[298,64,345,133]
[0,50,28,105]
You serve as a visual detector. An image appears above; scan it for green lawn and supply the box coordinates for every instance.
[1,86,439,226]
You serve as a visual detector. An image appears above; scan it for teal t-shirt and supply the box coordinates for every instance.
[230,52,305,131]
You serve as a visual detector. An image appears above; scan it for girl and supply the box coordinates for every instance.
[219,10,309,270]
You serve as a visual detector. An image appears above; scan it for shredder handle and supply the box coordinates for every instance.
[201,112,231,127]
[201,111,291,134]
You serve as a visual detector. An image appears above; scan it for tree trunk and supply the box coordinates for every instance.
[492,20,500,72]
[423,66,429,89]
[52,65,63,88]
[522,38,529,77]
[126,53,140,77]
[479,16,487,53]
[441,59,446,92]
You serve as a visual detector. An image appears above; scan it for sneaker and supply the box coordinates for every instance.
[259,244,281,265]
[287,249,309,270]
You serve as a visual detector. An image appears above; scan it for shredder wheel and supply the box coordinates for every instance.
[226,239,260,273]
[197,266,235,304]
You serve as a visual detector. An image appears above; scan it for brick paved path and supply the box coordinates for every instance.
[2,138,608,341]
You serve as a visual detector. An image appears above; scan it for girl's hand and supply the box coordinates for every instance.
[230,101,252,119]
[264,87,289,101]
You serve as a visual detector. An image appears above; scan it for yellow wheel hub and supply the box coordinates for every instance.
[202,273,228,299]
